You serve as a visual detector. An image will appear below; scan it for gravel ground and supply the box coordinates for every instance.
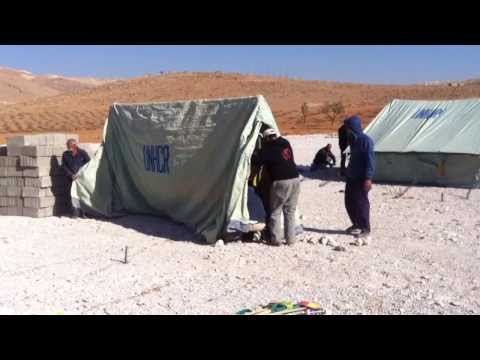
[1,134,479,315]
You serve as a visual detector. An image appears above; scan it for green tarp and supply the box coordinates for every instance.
[71,95,279,243]
[365,99,480,187]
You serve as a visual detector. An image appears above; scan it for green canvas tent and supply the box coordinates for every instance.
[365,99,480,188]
[71,95,280,243]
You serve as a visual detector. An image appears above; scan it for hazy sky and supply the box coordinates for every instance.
[0,45,479,84]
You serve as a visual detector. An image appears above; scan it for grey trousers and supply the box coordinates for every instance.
[269,177,301,243]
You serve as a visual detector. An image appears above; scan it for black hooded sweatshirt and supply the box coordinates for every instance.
[258,137,299,181]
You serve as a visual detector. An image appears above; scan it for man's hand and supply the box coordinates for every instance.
[364,179,372,192]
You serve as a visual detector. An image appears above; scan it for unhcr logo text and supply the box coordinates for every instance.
[143,144,170,174]
[412,108,445,120]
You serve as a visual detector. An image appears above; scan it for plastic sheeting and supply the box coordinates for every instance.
[365,99,480,187]
[71,96,279,243]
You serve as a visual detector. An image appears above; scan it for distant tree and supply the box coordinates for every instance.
[321,101,345,127]
[301,102,308,123]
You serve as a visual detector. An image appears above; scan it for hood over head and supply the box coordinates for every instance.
[344,115,363,135]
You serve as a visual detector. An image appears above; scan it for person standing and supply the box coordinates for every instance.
[62,138,91,218]
[258,128,300,246]
[343,116,375,238]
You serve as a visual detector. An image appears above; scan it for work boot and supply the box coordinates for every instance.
[345,225,359,235]
[350,228,363,236]
[268,240,282,246]
[355,230,371,238]
[286,238,297,246]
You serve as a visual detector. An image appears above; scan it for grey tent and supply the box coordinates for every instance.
[365,99,480,188]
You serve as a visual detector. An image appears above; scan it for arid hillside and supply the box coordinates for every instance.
[0,66,114,105]
[0,71,479,142]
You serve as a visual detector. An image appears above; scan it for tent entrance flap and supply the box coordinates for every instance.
[71,95,279,243]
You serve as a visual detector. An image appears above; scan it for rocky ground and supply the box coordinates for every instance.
[0,134,479,315]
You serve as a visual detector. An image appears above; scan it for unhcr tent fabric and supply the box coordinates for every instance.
[365,99,480,187]
[71,96,280,243]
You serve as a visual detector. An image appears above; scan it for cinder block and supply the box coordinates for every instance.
[0,177,23,186]
[0,206,22,216]
[23,165,64,177]
[22,175,67,189]
[21,145,65,157]
[24,176,51,188]
[0,197,22,207]
[6,186,22,197]
[7,146,24,156]
[22,187,50,197]
[0,156,19,167]
[22,207,53,218]
[6,135,39,147]
[0,167,22,177]
[0,186,22,196]
[22,186,66,197]
[6,167,23,177]
[23,196,58,208]
[22,202,69,217]
[38,133,70,146]
[19,155,60,169]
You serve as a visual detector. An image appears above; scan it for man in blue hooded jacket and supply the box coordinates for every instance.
[343,115,375,238]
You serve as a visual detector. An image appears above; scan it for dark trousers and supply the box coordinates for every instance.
[345,179,370,231]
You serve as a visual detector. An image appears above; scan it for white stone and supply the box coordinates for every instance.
[326,238,338,247]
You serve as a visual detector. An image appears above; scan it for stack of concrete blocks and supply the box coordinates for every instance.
[0,133,79,217]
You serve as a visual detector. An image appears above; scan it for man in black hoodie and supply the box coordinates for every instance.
[257,128,300,246]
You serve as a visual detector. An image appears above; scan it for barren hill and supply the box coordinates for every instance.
[0,66,114,105]
[1,71,479,143]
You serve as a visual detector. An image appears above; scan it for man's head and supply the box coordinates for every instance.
[326,143,332,151]
[66,138,78,152]
[262,128,278,143]
[344,115,362,135]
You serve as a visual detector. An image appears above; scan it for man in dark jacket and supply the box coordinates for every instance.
[338,124,350,176]
[311,143,336,171]
[62,138,91,218]
[257,128,300,246]
[343,116,375,238]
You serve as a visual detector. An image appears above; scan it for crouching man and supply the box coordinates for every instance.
[258,128,300,246]
[311,143,336,171]
[62,138,90,218]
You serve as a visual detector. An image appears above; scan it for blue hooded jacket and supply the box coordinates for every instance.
[344,116,375,180]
